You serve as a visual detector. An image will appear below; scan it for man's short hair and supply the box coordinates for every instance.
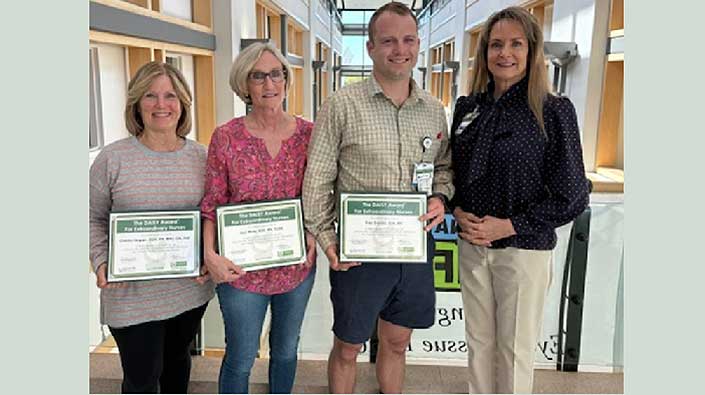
[367,1,418,43]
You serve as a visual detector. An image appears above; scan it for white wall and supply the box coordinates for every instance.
[314,10,332,47]
[304,7,315,119]
[550,0,598,139]
[160,0,193,21]
[417,16,432,89]
[332,22,343,54]
[89,273,104,348]
[212,0,257,125]
[429,0,457,47]
[271,0,311,28]
[89,42,129,345]
[89,42,129,166]
[465,0,517,30]
[165,52,197,140]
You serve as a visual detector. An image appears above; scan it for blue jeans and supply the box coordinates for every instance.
[216,267,315,394]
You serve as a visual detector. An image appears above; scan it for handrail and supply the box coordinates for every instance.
[556,206,592,371]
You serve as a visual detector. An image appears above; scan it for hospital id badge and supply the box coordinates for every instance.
[413,162,434,195]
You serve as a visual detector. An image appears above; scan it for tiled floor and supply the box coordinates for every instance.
[89,352,624,394]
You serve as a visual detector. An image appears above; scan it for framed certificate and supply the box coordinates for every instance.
[216,198,306,271]
[339,192,428,263]
[108,209,201,282]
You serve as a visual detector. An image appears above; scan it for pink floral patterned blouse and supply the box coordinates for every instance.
[201,116,314,295]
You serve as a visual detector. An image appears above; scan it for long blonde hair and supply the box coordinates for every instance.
[469,7,551,132]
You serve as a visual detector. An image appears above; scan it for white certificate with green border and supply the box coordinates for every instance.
[108,210,201,282]
[339,192,427,263]
[216,199,306,271]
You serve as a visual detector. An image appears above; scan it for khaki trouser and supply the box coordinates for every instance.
[458,239,553,394]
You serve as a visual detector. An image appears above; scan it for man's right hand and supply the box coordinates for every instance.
[204,250,245,284]
[324,244,361,272]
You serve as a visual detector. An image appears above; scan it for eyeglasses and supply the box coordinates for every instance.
[248,69,286,84]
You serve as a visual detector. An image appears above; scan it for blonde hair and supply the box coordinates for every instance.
[470,7,551,132]
[229,42,293,105]
[124,61,193,137]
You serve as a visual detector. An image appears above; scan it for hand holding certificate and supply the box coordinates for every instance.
[216,199,306,271]
[339,193,428,263]
[108,210,201,282]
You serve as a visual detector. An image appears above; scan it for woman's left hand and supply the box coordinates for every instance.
[458,215,517,247]
[304,231,317,268]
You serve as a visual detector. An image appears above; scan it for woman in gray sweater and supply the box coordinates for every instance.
[89,61,214,393]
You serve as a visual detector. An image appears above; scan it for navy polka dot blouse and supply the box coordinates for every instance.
[449,77,590,250]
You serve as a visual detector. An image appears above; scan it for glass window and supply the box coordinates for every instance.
[342,35,371,66]
[166,55,183,71]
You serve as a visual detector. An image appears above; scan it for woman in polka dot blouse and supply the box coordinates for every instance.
[448,7,590,394]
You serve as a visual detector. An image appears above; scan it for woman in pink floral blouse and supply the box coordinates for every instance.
[200,42,317,394]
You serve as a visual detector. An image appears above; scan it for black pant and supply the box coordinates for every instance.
[109,303,208,394]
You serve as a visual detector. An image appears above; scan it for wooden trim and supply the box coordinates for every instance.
[194,55,216,145]
[269,14,282,49]
[151,0,160,12]
[295,67,304,115]
[609,0,624,31]
[467,30,481,59]
[256,4,266,39]
[91,335,118,354]
[596,167,624,182]
[124,0,149,8]
[595,60,624,168]
[287,67,305,117]
[91,0,212,33]
[90,30,214,56]
[192,0,212,28]
[530,4,545,29]
[441,71,451,107]
[153,48,166,62]
[204,348,225,358]
[127,46,152,78]
[287,22,304,57]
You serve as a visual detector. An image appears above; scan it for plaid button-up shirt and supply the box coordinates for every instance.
[302,76,454,249]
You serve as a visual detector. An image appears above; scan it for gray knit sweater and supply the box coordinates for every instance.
[89,136,215,328]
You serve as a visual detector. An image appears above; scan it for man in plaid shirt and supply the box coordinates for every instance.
[302,2,454,393]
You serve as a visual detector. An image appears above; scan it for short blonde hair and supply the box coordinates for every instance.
[470,7,551,132]
[229,42,293,105]
[125,61,193,137]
